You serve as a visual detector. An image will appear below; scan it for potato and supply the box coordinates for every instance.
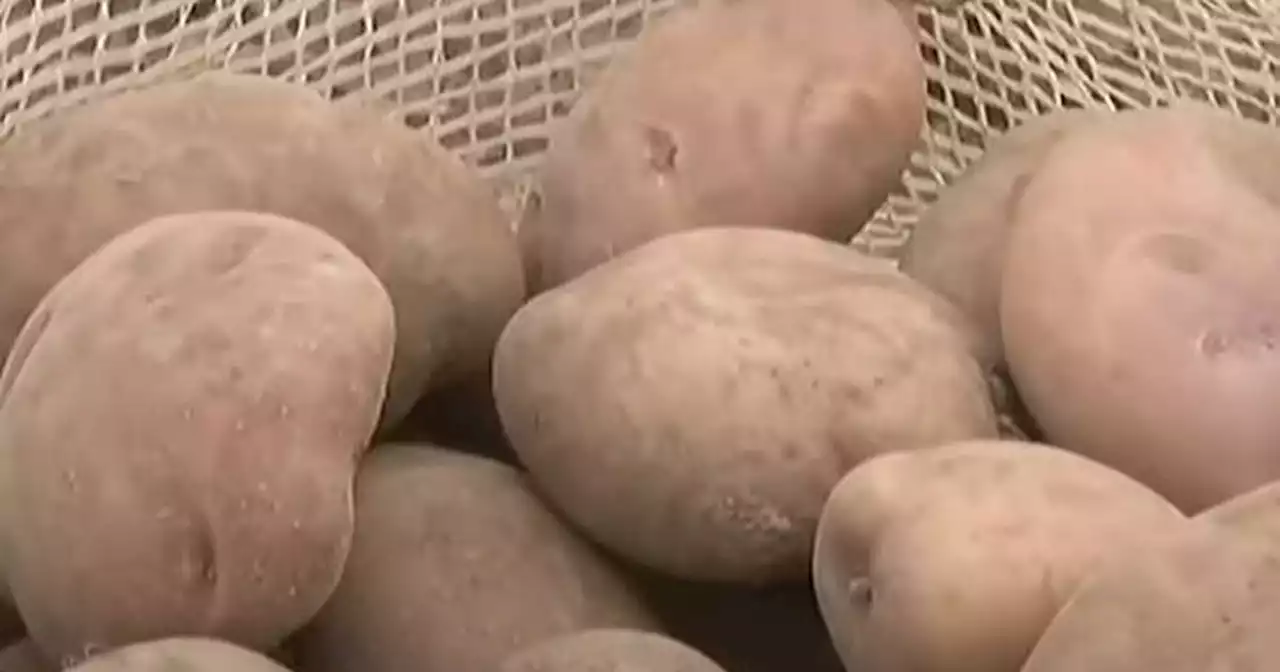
[499,629,725,672]
[1020,523,1280,672]
[295,443,658,672]
[0,71,523,427]
[1000,103,1280,512]
[64,638,291,672]
[899,109,1107,366]
[0,640,50,672]
[813,439,1185,672]
[0,211,395,665]
[1195,479,1280,548]
[494,227,998,583]
[517,0,929,292]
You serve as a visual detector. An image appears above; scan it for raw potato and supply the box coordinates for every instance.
[518,0,929,292]
[0,71,523,427]
[499,629,726,672]
[0,211,395,664]
[1020,523,1280,672]
[296,444,658,672]
[494,227,998,583]
[899,108,1106,366]
[0,640,50,672]
[813,439,1185,672]
[1196,479,1280,547]
[1000,103,1280,512]
[64,638,291,672]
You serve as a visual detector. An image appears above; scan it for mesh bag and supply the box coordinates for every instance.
[2,0,1279,257]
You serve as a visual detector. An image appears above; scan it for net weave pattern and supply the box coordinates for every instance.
[2,0,1278,256]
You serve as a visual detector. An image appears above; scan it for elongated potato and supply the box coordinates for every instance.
[899,109,1106,365]
[0,71,523,427]
[296,444,658,672]
[494,227,998,583]
[499,629,726,672]
[1021,524,1280,672]
[1001,103,1280,512]
[813,439,1185,672]
[0,211,395,665]
[518,0,931,292]
[65,638,291,672]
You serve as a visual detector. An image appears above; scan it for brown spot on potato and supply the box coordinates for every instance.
[643,126,678,174]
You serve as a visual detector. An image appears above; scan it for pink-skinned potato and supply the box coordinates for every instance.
[295,443,658,672]
[494,227,998,584]
[0,71,523,428]
[64,638,292,672]
[0,211,395,665]
[1000,103,1280,512]
[518,0,930,292]
[813,439,1185,672]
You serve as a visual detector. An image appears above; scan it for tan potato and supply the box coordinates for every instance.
[0,211,395,665]
[64,638,291,672]
[494,227,998,583]
[899,109,1108,366]
[813,439,1185,672]
[1195,479,1280,548]
[517,0,931,292]
[1020,523,1280,672]
[0,71,523,427]
[1000,103,1280,512]
[499,629,725,672]
[295,444,658,672]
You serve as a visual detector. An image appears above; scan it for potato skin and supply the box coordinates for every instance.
[295,444,658,672]
[518,0,926,292]
[0,211,395,665]
[813,440,1185,672]
[494,227,998,583]
[64,638,292,672]
[499,629,726,672]
[1000,104,1280,512]
[0,71,523,427]
[1196,479,1280,548]
[899,109,1105,366]
[1020,524,1280,672]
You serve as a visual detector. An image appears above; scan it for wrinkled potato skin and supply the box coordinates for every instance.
[494,227,998,583]
[499,629,727,672]
[0,212,395,664]
[0,72,523,427]
[813,440,1185,672]
[1021,524,1280,672]
[518,0,926,292]
[65,638,292,672]
[1001,104,1280,513]
[296,444,658,672]
[899,109,1106,366]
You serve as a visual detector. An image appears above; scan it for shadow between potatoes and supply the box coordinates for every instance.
[380,368,520,468]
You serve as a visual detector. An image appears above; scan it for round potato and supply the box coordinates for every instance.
[1000,103,1280,512]
[1020,524,1280,672]
[813,439,1185,672]
[518,0,929,292]
[0,71,523,427]
[499,629,725,672]
[295,443,658,672]
[899,108,1107,366]
[494,227,998,583]
[64,638,291,672]
[0,211,395,665]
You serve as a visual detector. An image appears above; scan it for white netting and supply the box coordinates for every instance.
[2,0,1279,256]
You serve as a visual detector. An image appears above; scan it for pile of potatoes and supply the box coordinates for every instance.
[3,0,1280,670]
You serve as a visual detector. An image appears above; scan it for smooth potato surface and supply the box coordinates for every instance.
[495,227,998,583]
[518,0,927,292]
[0,211,395,664]
[296,444,658,672]
[1001,104,1280,512]
[0,71,523,426]
[499,629,726,672]
[1196,479,1280,548]
[899,109,1106,366]
[1021,524,1280,672]
[813,440,1185,672]
[64,638,292,672]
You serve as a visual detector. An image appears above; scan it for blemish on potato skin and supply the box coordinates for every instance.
[642,126,678,174]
